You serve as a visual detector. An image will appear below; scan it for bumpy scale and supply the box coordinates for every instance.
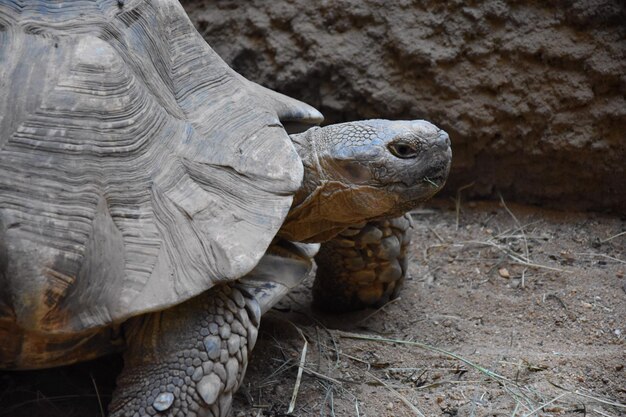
[109,284,260,417]
[313,214,412,311]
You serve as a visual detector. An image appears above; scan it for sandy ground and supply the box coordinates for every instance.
[1,199,624,417]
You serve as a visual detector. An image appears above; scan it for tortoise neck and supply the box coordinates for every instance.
[289,127,325,208]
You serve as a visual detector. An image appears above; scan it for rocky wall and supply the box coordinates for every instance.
[181,0,626,212]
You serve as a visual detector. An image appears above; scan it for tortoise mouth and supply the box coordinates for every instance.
[422,161,450,182]
[387,172,447,194]
[420,174,448,190]
[384,172,449,211]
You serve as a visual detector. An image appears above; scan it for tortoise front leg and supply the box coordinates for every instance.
[313,214,412,312]
[109,284,260,417]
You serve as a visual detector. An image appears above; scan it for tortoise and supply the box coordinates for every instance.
[0,1,451,416]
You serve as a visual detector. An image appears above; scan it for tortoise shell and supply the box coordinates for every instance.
[0,0,322,335]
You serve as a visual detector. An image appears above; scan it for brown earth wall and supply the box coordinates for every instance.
[181,0,626,212]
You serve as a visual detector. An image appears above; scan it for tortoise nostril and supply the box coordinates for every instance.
[437,131,451,149]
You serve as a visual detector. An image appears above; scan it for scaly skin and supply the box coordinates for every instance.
[108,241,316,417]
[281,120,450,243]
[313,214,412,311]
[109,284,260,417]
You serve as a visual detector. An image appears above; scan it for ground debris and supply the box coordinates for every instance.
[1,200,624,417]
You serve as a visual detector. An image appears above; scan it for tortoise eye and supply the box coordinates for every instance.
[388,142,419,159]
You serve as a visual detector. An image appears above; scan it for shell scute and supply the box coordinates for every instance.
[0,0,319,335]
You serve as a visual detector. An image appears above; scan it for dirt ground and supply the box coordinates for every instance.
[1,199,624,417]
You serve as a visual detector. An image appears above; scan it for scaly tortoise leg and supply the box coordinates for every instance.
[109,283,260,417]
[108,241,317,417]
[313,213,412,312]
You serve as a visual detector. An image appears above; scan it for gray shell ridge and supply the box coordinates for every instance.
[0,0,322,334]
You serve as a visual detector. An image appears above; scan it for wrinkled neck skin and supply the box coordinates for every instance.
[289,127,335,207]
[279,120,452,243]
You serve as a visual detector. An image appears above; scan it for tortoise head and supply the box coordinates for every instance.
[280,120,451,242]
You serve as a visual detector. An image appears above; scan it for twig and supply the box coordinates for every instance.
[511,259,568,273]
[510,399,520,417]
[496,233,546,241]
[287,327,308,414]
[575,253,626,264]
[600,230,626,243]
[337,331,512,384]
[573,390,626,409]
[414,379,484,390]
[427,226,446,243]
[287,311,341,367]
[302,366,343,386]
[90,373,106,417]
[463,240,571,273]
[548,381,626,409]
[262,346,295,383]
[356,297,401,325]
[366,372,426,417]
[355,398,361,417]
[593,408,617,417]
[493,220,544,242]
[502,384,534,414]
[498,195,531,286]
[319,342,370,367]
[423,177,439,188]
[499,194,530,261]
[521,392,568,417]
[322,384,336,417]
[456,182,475,230]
